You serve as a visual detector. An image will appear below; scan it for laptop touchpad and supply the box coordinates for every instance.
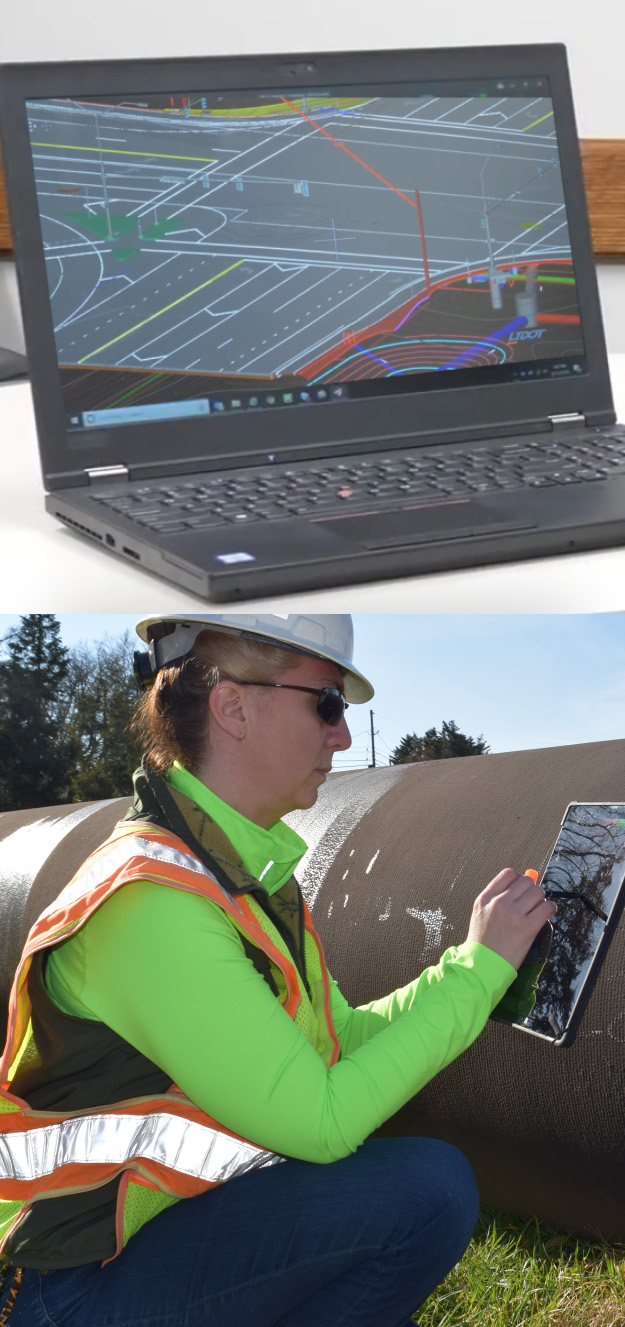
[315,500,535,549]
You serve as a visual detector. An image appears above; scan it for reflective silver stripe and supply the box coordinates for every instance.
[0,1111,283,1184]
[37,834,243,924]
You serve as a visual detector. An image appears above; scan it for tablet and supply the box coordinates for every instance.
[491,802,625,1046]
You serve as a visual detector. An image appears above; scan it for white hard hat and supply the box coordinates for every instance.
[135,613,374,703]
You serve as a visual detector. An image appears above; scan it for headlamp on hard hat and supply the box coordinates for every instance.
[133,621,205,691]
[133,649,155,692]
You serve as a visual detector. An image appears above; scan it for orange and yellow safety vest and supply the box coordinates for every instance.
[0,820,339,1264]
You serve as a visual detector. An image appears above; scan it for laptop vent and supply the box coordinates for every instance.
[54,511,104,542]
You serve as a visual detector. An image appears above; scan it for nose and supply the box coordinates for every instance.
[326,715,352,752]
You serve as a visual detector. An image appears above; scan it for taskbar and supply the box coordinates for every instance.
[66,355,587,432]
[67,383,348,430]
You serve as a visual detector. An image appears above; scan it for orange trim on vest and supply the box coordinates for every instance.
[0,818,340,1265]
[303,897,341,1068]
[1,822,303,1089]
[0,1093,256,1201]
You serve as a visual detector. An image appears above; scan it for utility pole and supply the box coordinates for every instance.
[95,112,114,242]
[369,710,376,768]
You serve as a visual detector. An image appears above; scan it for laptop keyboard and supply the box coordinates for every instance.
[92,427,625,536]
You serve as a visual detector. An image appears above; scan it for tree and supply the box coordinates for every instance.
[63,632,142,801]
[0,622,144,810]
[390,719,489,765]
[0,614,74,809]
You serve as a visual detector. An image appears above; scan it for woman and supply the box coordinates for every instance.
[0,612,555,1326]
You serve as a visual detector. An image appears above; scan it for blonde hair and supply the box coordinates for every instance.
[131,628,302,775]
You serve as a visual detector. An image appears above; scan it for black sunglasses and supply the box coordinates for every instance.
[229,680,348,726]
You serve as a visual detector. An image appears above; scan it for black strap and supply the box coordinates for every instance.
[141,765,247,896]
[137,765,311,998]
[139,766,285,995]
[238,935,279,997]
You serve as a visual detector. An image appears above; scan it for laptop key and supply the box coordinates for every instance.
[103,497,136,510]
[131,502,172,515]
[286,503,317,516]
[96,429,625,538]
[185,513,229,528]
[253,503,292,519]
[145,519,190,533]
[133,513,171,526]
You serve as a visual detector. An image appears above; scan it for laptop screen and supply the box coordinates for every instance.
[24,73,586,438]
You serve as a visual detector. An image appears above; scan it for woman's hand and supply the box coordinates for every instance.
[466,868,557,970]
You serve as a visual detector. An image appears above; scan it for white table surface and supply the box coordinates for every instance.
[2,355,625,613]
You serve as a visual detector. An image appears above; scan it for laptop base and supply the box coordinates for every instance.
[48,469,625,601]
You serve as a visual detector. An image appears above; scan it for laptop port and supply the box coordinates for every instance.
[122,546,140,561]
[105,533,116,547]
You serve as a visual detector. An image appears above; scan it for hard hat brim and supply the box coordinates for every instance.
[136,614,374,703]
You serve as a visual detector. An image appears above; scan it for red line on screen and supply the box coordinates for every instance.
[280,97,419,209]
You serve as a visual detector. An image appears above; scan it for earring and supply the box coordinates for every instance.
[239,731,246,741]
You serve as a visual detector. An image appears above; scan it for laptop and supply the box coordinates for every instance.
[1,43,623,602]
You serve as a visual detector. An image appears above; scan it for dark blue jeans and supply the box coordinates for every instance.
[4,1138,479,1327]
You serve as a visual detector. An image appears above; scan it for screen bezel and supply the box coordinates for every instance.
[0,43,614,488]
[512,802,625,1048]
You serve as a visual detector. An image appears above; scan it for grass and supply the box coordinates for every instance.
[416,1207,625,1327]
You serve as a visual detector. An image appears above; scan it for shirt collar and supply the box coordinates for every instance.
[165,763,308,895]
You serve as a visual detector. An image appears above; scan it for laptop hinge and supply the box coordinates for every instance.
[548,413,586,430]
[85,464,129,486]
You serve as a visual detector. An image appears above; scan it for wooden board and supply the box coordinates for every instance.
[1,139,624,256]
[579,139,625,257]
[0,144,10,253]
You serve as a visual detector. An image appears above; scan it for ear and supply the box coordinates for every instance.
[207,681,248,743]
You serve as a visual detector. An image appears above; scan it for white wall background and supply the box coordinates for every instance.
[1,0,624,351]
[3,0,624,136]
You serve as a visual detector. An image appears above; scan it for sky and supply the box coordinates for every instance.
[0,613,624,769]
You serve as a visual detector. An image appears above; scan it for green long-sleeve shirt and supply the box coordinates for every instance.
[46,898,515,1164]
[45,769,516,1163]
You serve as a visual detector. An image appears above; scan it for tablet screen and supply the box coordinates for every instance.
[523,803,625,1039]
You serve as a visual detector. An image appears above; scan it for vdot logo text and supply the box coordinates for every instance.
[509,329,546,342]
